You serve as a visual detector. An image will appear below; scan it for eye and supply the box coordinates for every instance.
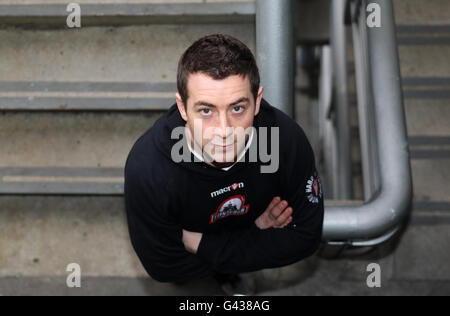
[232,106,245,114]
[200,108,212,116]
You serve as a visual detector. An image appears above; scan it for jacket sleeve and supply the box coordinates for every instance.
[196,125,324,274]
[124,153,216,283]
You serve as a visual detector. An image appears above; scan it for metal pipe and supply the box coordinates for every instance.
[319,46,340,199]
[350,226,401,246]
[326,225,400,247]
[330,0,353,199]
[256,0,295,118]
[351,0,381,201]
[323,0,412,240]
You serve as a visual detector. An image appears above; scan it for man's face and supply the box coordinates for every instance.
[176,73,263,168]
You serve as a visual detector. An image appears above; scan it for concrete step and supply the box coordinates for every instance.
[393,0,450,26]
[0,276,226,296]
[410,159,450,202]
[409,135,450,159]
[402,77,450,102]
[346,89,450,201]
[349,132,450,201]
[348,135,450,203]
[395,210,450,282]
[0,0,256,26]
[347,22,450,77]
[0,24,255,88]
[261,210,450,295]
[259,278,450,296]
[0,22,255,193]
[0,81,176,111]
[0,196,145,279]
[397,25,450,46]
[346,11,450,202]
[0,23,254,110]
[0,167,124,195]
[398,45,450,78]
[349,75,450,98]
[347,108,448,201]
[348,44,450,79]
[349,89,450,149]
[4,271,450,296]
[0,112,160,168]
[1,195,448,295]
[1,0,254,4]
[0,112,162,194]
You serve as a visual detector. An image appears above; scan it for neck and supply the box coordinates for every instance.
[184,125,250,169]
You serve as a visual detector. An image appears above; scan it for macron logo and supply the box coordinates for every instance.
[210,182,244,198]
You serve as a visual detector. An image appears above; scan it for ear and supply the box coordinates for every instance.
[176,93,188,122]
[254,86,264,116]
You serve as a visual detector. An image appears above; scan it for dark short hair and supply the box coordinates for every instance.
[177,34,260,107]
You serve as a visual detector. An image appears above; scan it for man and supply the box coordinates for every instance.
[124,34,324,294]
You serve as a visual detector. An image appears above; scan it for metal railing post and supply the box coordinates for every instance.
[256,0,295,117]
[319,46,340,199]
[330,0,353,199]
[351,0,381,201]
[323,0,412,241]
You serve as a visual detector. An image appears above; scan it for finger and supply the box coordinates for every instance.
[274,216,293,229]
[264,196,281,214]
[282,216,293,228]
[266,197,282,222]
[270,199,289,219]
[275,207,293,226]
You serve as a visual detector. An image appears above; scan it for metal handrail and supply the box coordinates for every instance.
[322,0,412,243]
[350,0,381,201]
[330,0,353,200]
[256,0,295,118]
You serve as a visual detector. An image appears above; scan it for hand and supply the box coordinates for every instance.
[182,229,203,254]
[254,196,293,230]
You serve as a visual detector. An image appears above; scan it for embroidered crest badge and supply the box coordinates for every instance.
[210,195,250,224]
[306,172,322,204]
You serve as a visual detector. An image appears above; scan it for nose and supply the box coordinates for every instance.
[216,113,233,142]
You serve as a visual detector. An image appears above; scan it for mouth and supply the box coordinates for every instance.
[213,143,234,151]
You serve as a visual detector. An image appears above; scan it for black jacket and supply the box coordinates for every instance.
[124,98,324,283]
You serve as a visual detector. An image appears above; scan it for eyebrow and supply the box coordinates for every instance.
[194,97,250,108]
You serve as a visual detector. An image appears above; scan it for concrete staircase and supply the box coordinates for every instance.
[0,0,449,295]
[388,0,450,291]
[274,0,450,296]
[0,0,256,295]
[285,0,450,296]
[0,0,256,195]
